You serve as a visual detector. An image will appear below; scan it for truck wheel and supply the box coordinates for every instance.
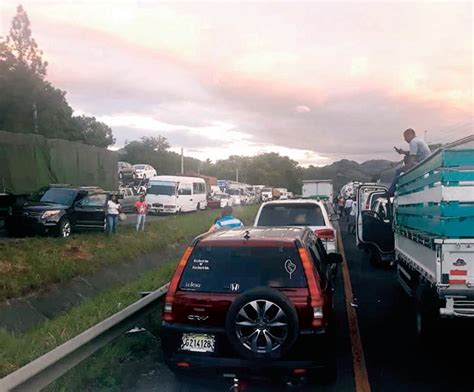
[414,283,439,343]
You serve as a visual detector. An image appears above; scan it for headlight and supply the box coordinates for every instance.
[41,210,61,219]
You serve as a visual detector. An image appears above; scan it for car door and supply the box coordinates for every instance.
[306,235,334,317]
[74,193,108,230]
[356,184,394,254]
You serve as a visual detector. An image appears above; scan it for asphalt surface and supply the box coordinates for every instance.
[46,220,474,391]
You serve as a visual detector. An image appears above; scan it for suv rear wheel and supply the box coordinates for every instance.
[225,287,299,360]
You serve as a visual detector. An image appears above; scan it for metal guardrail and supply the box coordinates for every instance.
[0,283,169,392]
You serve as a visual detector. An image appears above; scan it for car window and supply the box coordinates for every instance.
[258,204,325,226]
[178,183,192,196]
[148,181,176,196]
[179,245,307,293]
[308,237,329,286]
[79,194,107,207]
[37,188,77,206]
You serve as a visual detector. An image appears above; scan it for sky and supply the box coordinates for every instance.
[1,0,473,166]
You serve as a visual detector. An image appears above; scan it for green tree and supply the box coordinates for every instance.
[0,5,115,147]
[3,5,47,76]
[140,136,170,152]
[72,115,115,148]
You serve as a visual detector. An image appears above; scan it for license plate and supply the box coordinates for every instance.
[180,333,215,353]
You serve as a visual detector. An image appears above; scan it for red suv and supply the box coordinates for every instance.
[161,227,342,384]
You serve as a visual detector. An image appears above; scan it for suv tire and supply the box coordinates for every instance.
[225,287,299,360]
[56,218,72,238]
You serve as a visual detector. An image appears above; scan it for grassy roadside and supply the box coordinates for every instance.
[0,205,259,301]
[0,261,175,378]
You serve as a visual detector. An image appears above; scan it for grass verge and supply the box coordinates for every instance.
[0,205,259,301]
[0,261,174,379]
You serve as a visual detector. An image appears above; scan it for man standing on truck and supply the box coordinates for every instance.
[387,128,431,196]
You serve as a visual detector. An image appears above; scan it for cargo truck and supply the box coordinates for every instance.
[0,131,118,225]
[356,135,474,341]
[302,180,334,201]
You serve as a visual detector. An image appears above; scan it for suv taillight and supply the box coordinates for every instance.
[298,247,324,327]
[314,228,335,241]
[163,246,193,322]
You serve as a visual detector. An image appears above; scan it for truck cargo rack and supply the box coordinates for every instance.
[395,135,474,238]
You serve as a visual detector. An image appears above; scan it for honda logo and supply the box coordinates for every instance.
[230,283,240,292]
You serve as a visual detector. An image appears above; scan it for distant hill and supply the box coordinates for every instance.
[302,159,397,194]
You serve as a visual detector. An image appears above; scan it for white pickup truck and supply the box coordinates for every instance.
[357,135,474,340]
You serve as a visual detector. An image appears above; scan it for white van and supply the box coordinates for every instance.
[146,176,207,214]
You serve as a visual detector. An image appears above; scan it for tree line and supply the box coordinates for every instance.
[119,136,303,192]
[0,5,114,147]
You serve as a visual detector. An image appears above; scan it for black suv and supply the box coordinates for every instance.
[161,226,342,385]
[5,186,108,237]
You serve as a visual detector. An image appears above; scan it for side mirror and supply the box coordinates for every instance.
[327,253,343,264]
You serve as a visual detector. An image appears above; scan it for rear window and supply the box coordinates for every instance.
[179,245,307,293]
[257,204,325,226]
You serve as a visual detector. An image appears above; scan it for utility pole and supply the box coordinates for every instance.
[33,102,38,133]
[181,148,184,174]
[424,130,428,142]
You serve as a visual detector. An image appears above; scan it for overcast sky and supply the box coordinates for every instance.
[1,1,472,165]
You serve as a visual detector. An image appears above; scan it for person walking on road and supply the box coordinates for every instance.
[207,206,243,233]
[387,128,431,196]
[106,194,121,235]
[348,199,357,234]
[134,195,149,231]
[344,198,353,222]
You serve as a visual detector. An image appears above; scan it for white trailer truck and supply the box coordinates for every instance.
[302,180,334,201]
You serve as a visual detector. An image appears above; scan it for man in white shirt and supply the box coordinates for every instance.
[348,199,358,234]
[344,198,353,222]
[387,128,432,196]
